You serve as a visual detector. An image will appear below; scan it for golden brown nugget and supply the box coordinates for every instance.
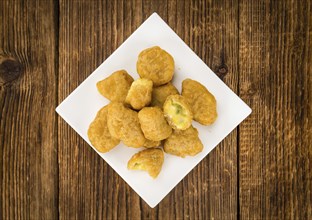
[182,79,217,125]
[151,83,179,108]
[143,139,161,148]
[127,148,164,178]
[125,78,153,110]
[163,95,193,130]
[137,46,174,86]
[107,102,125,139]
[107,102,146,148]
[138,107,172,141]
[88,105,120,153]
[164,126,203,157]
[120,109,146,148]
[96,70,134,102]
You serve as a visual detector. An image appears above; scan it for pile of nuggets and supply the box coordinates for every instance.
[88,46,217,178]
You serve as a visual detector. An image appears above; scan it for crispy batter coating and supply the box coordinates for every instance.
[125,78,153,110]
[87,105,120,153]
[107,102,125,139]
[107,102,146,148]
[138,107,172,141]
[137,46,174,86]
[127,148,164,178]
[164,126,203,157]
[143,139,161,148]
[182,79,217,125]
[151,83,179,108]
[163,95,193,130]
[121,111,146,148]
[96,70,134,102]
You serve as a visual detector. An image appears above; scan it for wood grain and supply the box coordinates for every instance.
[239,0,312,219]
[58,0,144,219]
[165,0,239,219]
[1,0,311,219]
[0,0,58,219]
[58,0,239,219]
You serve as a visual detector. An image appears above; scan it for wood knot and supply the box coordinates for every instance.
[241,83,257,96]
[0,57,24,84]
[216,64,228,80]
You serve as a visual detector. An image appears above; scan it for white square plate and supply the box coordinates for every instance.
[56,13,251,208]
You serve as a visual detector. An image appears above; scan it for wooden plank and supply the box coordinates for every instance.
[58,0,143,219]
[239,0,312,219]
[172,0,239,219]
[142,0,239,219]
[0,0,58,219]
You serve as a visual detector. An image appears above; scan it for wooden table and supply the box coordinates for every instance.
[1,0,311,219]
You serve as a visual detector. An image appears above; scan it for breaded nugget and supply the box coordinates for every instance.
[120,110,146,148]
[96,70,134,102]
[125,78,153,110]
[143,139,161,148]
[87,105,120,153]
[107,102,125,139]
[163,95,193,130]
[137,46,174,86]
[107,102,146,148]
[164,126,203,157]
[138,107,172,141]
[182,79,217,125]
[127,148,164,178]
[151,83,179,108]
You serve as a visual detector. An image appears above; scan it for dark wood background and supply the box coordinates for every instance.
[1,0,311,219]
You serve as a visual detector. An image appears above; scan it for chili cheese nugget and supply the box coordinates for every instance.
[143,139,161,148]
[107,102,146,148]
[137,46,174,86]
[163,95,193,130]
[182,79,217,125]
[88,105,120,153]
[127,148,164,178]
[138,107,172,141]
[151,83,179,108]
[125,78,153,110]
[96,70,134,102]
[164,126,203,157]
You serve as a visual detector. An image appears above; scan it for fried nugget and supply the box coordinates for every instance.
[151,83,179,108]
[125,78,153,110]
[164,126,203,157]
[182,79,217,125]
[127,148,164,178]
[137,46,174,86]
[138,107,172,141]
[121,110,146,148]
[143,139,161,148]
[96,70,134,102]
[107,102,146,148]
[87,105,120,153]
[107,102,125,139]
[163,95,193,130]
